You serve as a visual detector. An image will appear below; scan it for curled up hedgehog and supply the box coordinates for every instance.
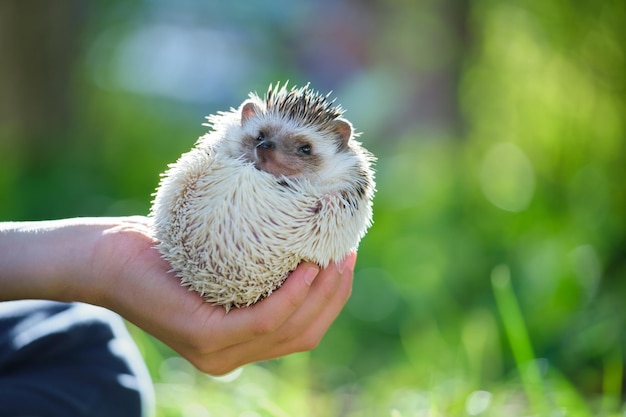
[150,83,376,311]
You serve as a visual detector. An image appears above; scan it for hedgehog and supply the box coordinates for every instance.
[150,83,376,310]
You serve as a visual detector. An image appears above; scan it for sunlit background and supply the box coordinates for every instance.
[1,1,624,416]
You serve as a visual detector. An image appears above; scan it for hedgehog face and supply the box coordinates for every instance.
[245,123,322,178]
[236,84,356,184]
[207,83,364,189]
[238,114,349,181]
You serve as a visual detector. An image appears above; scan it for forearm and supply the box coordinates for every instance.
[0,218,113,302]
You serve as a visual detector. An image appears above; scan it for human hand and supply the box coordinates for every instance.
[88,217,355,375]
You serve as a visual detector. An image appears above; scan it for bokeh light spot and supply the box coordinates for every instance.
[465,390,493,415]
[479,142,535,212]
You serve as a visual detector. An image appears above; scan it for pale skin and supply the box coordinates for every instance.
[0,216,355,375]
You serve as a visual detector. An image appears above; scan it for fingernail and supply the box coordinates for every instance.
[303,265,319,286]
[338,252,357,274]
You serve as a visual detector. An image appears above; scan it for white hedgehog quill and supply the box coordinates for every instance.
[150,83,376,310]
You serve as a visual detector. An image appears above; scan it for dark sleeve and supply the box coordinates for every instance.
[0,300,154,417]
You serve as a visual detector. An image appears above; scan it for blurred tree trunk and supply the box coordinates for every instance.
[0,0,83,168]
[377,0,471,139]
[413,0,470,138]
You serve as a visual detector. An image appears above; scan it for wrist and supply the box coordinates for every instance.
[81,217,160,310]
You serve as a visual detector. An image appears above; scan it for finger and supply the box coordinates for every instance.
[268,252,355,351]
[199,255,356,372]
[201,255,355,372]
[286,255,354,350]
[271,252,355,344]
[202,262,320,350]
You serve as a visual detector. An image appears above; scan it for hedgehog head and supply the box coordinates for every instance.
[208,83,361,186]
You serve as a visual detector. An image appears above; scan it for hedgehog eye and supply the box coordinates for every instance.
[256,132,265,141]
[298,144,312,155]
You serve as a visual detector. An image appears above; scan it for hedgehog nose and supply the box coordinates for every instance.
[256,140,276,151]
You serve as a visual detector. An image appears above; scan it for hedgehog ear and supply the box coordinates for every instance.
[241,100,261,126]
[330,118,353,149]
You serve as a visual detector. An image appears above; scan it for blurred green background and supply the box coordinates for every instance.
[1,0,624,416]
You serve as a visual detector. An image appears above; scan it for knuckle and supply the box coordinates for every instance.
[285,289,306,310]
[184,334,215,354]
[194,358,236,376]
[338,280,353,304]
[320,279,338,303]
[296,332,322,352]
[251,315,282,335]
[273,326,297,346]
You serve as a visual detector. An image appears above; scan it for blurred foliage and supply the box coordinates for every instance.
[1,0,625,415]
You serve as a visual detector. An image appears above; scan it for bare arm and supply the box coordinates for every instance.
[0,216,355,375]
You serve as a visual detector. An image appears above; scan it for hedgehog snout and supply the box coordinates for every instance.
[255,140,276,165]
[256,140,276,151]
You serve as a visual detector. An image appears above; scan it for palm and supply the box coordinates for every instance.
[93,216,355,375]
